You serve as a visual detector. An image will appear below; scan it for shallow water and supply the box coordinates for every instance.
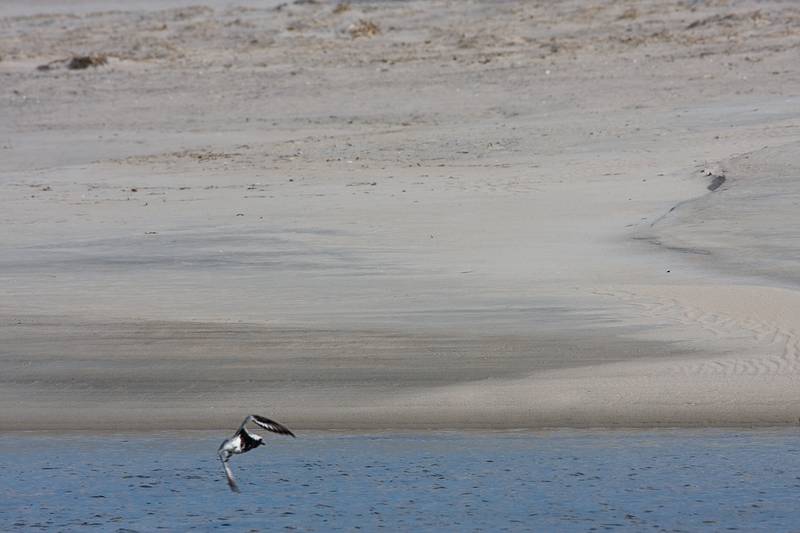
[1,429,799,532]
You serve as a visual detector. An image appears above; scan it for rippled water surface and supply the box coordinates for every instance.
[1,429,799,531]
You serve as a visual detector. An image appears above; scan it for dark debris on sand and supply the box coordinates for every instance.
[37,55,108,71]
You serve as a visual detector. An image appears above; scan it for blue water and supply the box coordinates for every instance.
[1,430,799,532]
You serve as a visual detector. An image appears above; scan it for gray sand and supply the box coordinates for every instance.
[2,0,800,429]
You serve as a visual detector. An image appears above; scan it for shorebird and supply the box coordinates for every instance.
[218,414,296,492]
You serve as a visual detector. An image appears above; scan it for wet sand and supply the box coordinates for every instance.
[1,0,800,430]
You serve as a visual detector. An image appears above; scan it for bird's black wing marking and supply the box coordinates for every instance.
[250,414,296,437]
[238,428,263,452]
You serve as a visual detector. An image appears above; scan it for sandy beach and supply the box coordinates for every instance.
[1,0,800,430]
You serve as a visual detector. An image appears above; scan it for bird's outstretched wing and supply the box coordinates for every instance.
[240,414,296,437]
[219,453,240,493]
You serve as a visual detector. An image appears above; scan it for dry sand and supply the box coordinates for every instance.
[1,0,800,430]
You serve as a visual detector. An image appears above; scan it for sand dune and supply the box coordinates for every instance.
[1,0,800,429]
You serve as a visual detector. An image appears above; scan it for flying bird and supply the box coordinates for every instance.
[218,414,296,492]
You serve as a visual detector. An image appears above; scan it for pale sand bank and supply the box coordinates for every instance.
[1,0,800,429]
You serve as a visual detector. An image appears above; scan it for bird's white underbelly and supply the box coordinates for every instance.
[221,436,243,454]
